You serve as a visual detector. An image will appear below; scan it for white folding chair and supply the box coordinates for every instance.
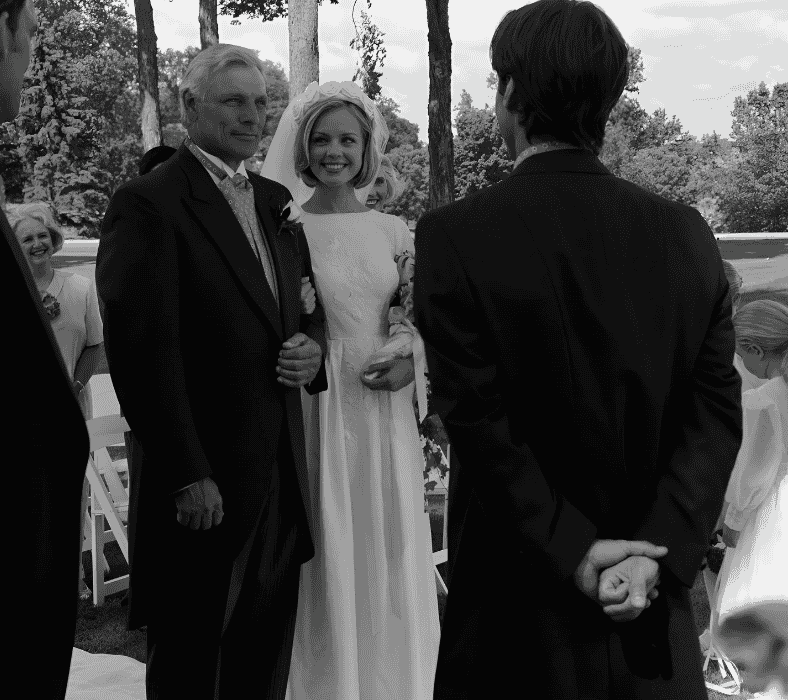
[84,414,131,605]
[432,445,450,596]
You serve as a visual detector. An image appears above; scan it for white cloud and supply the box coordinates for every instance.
[319,41,354,70]
[715,55,760,71]
[694,83,713,91]
[231,32,287,67]
[385,45,420,72]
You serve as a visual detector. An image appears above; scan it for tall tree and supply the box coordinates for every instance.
[377,97,421,151]
[134,0,162,151]
[349,2,386,101]
[386,144,429,224]
[721,81,788,232]
[199,0,219,48]
[425,0,453,210]
[158,46,202,125]
[6,0,140,234]
[288,0,319,98]
[218,1,339,100]
[453,90,510,199]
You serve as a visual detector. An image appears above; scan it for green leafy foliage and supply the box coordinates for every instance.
[217,0,338,24]
[350,7,386,101]
[377,97,421,152]
[384,144,429,223]
[720,82,788,232]
[4,0,140,236]
[452,90,511,199]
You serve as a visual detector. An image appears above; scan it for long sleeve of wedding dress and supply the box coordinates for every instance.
[724,383,786,532]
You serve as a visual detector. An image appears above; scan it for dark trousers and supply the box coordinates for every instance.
[144,457,304,700]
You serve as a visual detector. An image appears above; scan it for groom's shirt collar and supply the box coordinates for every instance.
[192,143,249,186]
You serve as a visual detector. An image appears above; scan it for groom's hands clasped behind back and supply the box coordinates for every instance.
[574,539,668,622]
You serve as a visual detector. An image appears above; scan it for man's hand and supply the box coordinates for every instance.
[360,356,415,392]
[598,555,662,622]
[574,539,668,602]
[175,477,224,530]
[277,333,322,388]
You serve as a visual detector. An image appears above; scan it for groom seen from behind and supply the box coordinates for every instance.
[96,44,327,699]
[415,1,743,698]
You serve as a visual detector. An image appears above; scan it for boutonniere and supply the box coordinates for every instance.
[277,200,305,239]
[41,291,61,321]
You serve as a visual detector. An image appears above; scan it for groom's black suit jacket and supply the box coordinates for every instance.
[96,144,327,630]
[415,149,743,699]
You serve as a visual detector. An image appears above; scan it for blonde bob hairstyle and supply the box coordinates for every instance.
[294,98,380,190]
[9,202,64,253]
[377,155,403,205]
[733,299,788,382]
[179,44,268,126]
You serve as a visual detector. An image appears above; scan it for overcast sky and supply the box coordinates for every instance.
[137,0,787,143]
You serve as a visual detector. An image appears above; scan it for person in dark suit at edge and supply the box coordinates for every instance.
[1,1,91,698]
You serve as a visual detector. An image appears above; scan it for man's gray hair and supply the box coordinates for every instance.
[179,43,268,126]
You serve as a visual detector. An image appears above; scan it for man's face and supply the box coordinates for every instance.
[0,0,37,123]
[185,63,267,169]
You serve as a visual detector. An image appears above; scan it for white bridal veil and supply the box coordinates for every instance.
[261,81,390,206]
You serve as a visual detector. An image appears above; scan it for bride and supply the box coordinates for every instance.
[262,81,440,700]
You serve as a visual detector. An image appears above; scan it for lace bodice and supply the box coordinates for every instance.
[301,211,413,341]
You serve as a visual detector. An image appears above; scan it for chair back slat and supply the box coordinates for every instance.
[86,415,130,451]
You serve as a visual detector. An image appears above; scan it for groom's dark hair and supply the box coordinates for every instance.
[490,0,629,155]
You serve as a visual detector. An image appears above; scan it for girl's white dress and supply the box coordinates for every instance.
[285,211,440,700]
[716,375,788,619]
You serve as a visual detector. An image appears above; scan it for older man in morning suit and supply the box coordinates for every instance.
[96,44,327,699]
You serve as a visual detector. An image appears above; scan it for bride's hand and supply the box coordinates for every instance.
[361,357,415,392]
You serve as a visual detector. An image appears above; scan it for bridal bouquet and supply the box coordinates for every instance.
[361,251,417,381]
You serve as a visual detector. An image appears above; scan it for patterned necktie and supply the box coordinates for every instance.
[185,138,279,307]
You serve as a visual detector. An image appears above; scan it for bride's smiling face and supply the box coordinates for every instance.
[308,106,365,188]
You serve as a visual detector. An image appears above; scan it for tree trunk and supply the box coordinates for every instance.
[199,0,219,49]
[426,0,454,210]
[134,0,162,152]
[288,0,319,100]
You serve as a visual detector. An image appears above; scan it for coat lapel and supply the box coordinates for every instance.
[252,177,301,342]
[176,146,283,339]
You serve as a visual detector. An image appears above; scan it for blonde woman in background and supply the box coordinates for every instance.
[711,300,788,693]
[10,202,103,600]
[722,259,783,393]
[365,155,402,212]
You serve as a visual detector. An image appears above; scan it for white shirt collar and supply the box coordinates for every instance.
[46,268,66,298]
[192,143,249,183]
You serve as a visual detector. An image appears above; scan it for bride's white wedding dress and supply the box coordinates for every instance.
[716,375,788,619]
[285,211,440,700]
